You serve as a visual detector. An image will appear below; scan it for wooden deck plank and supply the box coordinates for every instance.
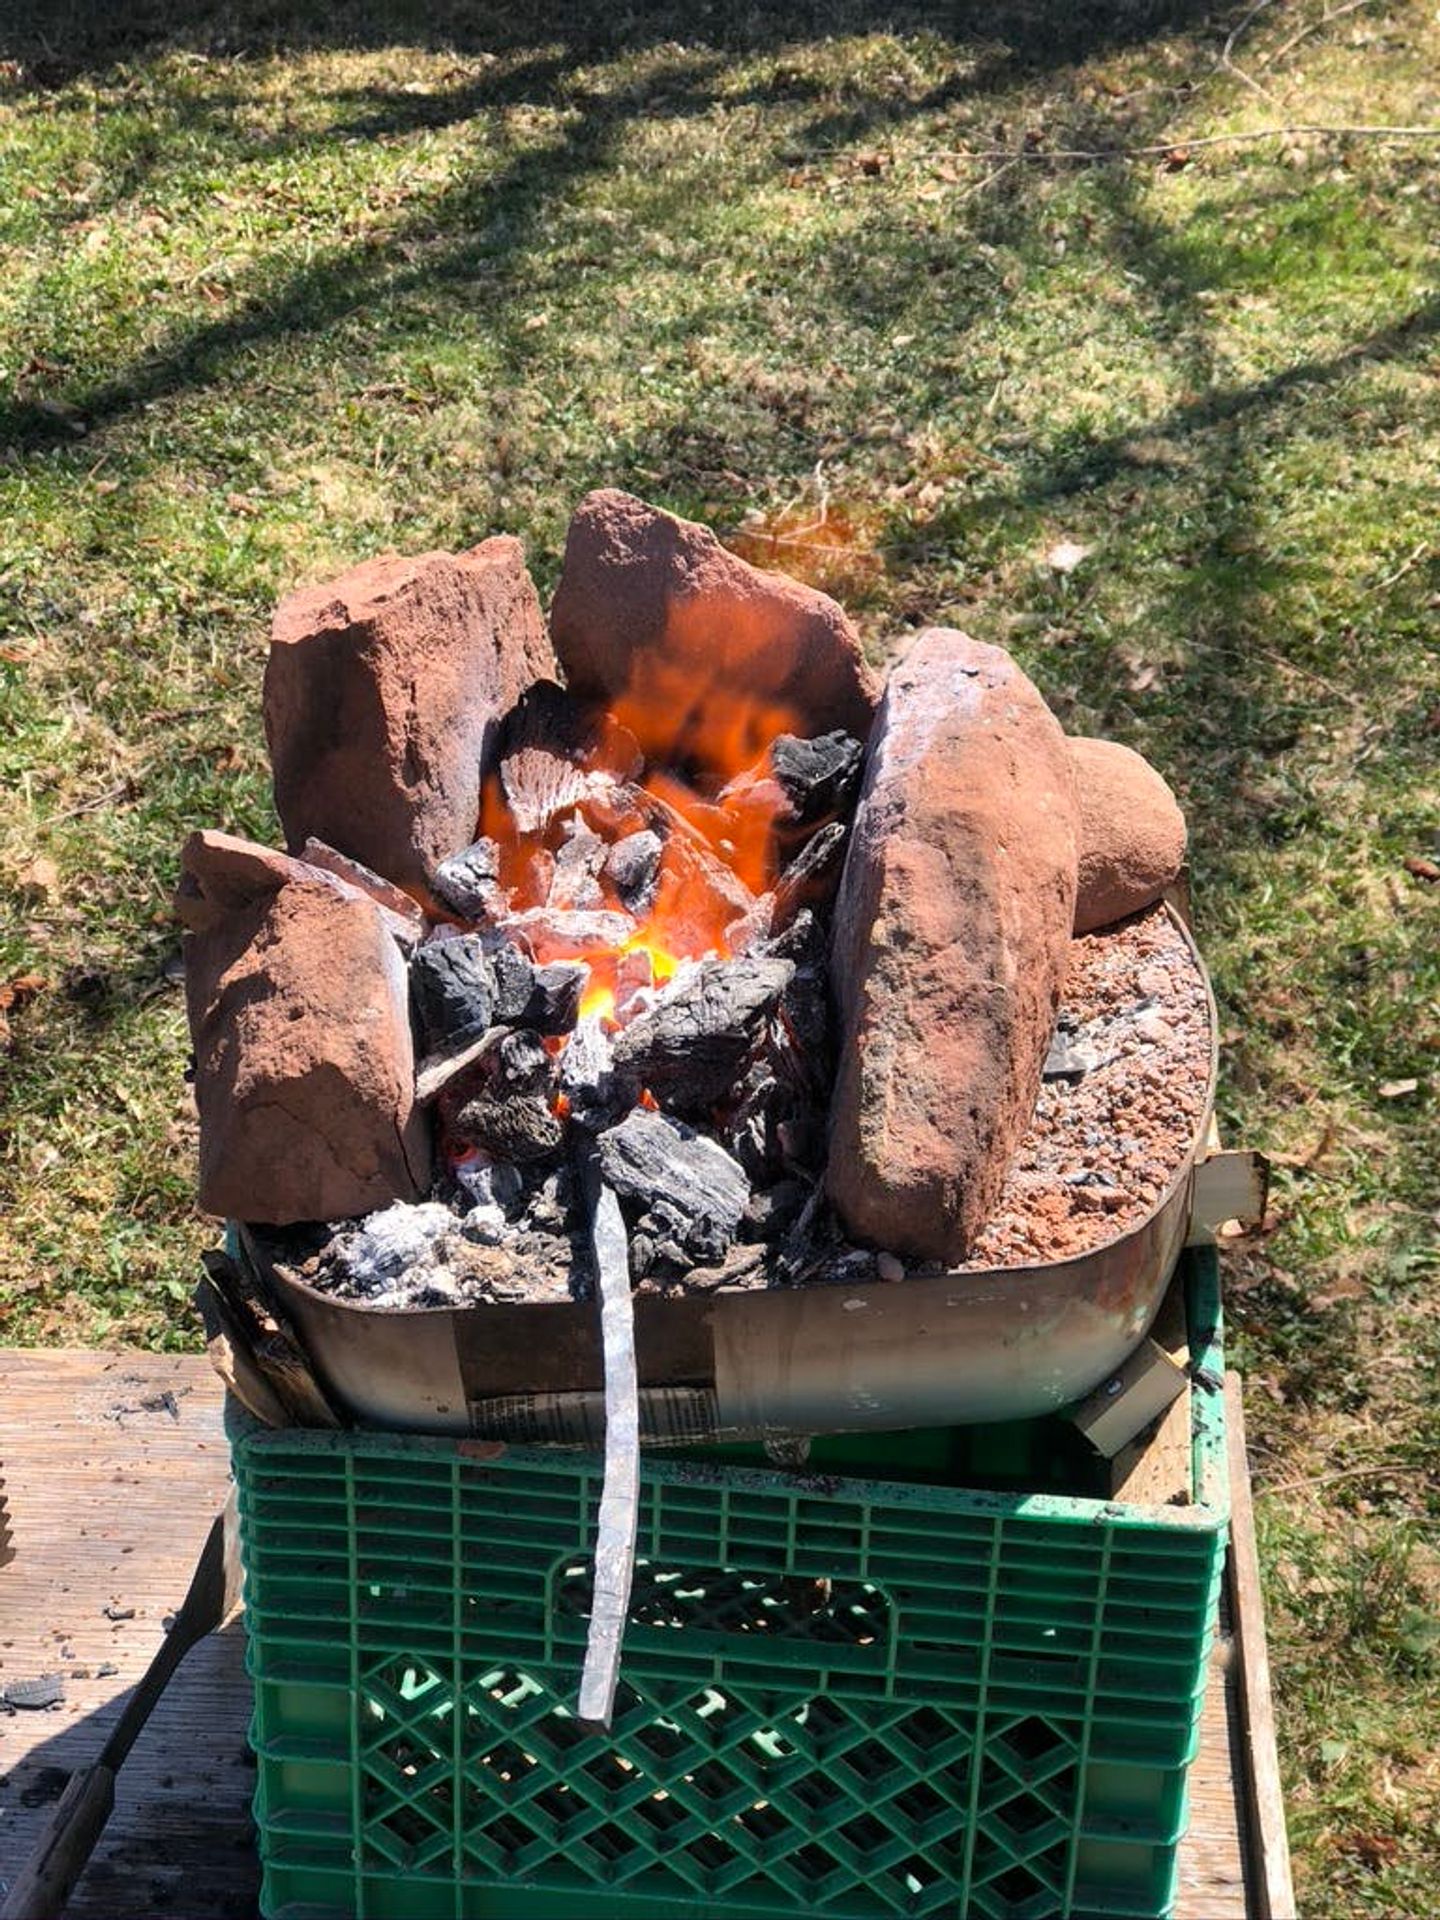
[1224,1374,1298,1920]
[0,1346,1266,1919]
[0,1350,255,1920]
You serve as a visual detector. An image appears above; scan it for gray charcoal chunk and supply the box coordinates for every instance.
[432,838,503,918]
[771,731,865,822]
[744,1178,808,1240]
[772,821,847,932]
[598,1110,749,1266]
[550,821,608,911]
[488,941,537,1023]
[411,937,496,1054]
[611,956,794,1115]
[605,830,663,916]
[524,962,586,1034]
[495,1029,553,1093]
[453,1092,564,1164]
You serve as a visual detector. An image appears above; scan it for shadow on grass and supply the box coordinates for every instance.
[7,0,1232,84]
[0,0,1230,457]
[5,0,1433,1095]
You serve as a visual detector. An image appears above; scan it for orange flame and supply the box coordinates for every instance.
[472,657,803,1034]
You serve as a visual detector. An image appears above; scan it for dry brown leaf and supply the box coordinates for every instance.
[14,855,60,902]
[1377,1078,1420,1100]
[0,971,49,1011]
[1403,856,1440,883]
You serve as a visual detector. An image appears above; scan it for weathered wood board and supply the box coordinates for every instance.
[0,1352,254,1918]
[0,1345,1283,1919]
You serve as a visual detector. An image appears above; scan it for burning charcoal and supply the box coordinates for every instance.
[498,681,598,834]
[726,893,775,955]
[771,821,847,933]
[644,833,755,963]
[533,961,587,1032]
[452,1089,563,1165]
[614,946,654,1023]
[597,1109,749,1270]
[770,730,865,824]
[432,838,505,920]
[612,956,794,1115]
[549,819,608,912]
[559,1012,623,1130]
[502,907,636,966]
[604,829,663,917]
[523,847,556,904]
[410,936,496,1055]
[717,760,795,834]
[579,779,650,839]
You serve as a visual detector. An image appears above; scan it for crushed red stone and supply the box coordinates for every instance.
[954,904,1212,1270]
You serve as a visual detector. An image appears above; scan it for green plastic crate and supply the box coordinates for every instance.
[232,1247,1227,1920]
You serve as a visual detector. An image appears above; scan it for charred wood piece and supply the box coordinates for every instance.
[760,905,824,967]
[723,1065,800,1183]
[771,821,847,933]
[494,1028,553,1092]
[743,1178,809,1241]
[611,956,794,1116]
[415,1025,507,1104]
[776,962,835,1095]
[604,829,663,917]
[410,936,496,1055]
[560,1012,625,1131]
[550,820,609,911]
[452,1090,564,1164]
[597,1109,749,1275]
[431,838,505,921]
[770,730,865,825]
[489,941,585,1033]
[498,681,599,834]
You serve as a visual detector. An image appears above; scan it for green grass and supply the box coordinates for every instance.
[2,1,1438,1908]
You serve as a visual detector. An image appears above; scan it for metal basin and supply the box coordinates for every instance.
[252,907,1217,1442]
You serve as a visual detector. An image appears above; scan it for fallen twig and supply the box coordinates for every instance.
[49,780,132,822]
[1260,0,1383,72]
[1221,0,1282,102]
[1368,540,1429,595]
